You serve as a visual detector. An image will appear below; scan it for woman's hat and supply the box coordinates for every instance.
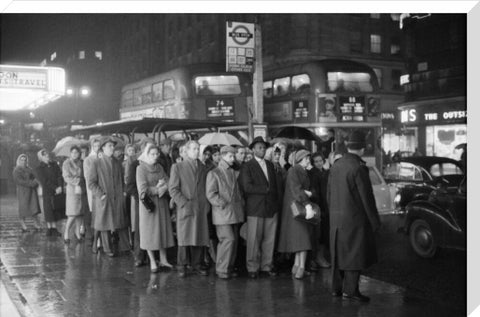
[295,149,311,163]
[249,136,270,149]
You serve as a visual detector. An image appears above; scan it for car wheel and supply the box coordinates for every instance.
[409,219,436,258]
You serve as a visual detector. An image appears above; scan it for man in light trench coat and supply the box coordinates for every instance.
[206,146,244,279]
[169,140,210,277]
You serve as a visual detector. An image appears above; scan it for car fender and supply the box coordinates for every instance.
[404,201,461,247]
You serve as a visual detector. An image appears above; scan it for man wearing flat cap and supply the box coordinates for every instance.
[327,130,380,302]
[239,136,281,278]
[206,146,245,279]
[87,136,130,257]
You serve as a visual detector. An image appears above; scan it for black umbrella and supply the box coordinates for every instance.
[274,126,321,142]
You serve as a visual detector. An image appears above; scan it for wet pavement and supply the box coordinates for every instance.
[0,195,465,317]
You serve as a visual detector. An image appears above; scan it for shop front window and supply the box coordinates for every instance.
[381,127,418,155]
[426,124,467,159]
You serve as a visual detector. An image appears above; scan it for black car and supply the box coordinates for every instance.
[383,156,464,213]
[403,177,466,258]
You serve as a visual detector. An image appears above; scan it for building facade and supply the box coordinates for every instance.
[390,14,466,160]
[115,13,405,115]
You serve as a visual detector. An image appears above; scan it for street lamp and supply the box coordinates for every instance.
[66,86,91,123]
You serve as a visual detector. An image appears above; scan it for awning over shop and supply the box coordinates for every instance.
[0,64,65,111]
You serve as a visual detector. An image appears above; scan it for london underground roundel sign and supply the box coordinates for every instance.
[226,21,255,73]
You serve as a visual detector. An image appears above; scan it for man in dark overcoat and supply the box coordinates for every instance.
[87,136,130,257]
[239,136,281,278]
[327,130,380,302]
[168,140,210,277]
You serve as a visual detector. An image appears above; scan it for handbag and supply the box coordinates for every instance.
[140,192,156,213]
[290,201,321,225]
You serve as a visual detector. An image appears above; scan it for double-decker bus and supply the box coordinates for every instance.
[119,64,251,123]
[263,59,382,167]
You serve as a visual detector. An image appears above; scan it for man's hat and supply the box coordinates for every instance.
[99,136,117,149]
[249,136,270,150]
[346,130,366,150]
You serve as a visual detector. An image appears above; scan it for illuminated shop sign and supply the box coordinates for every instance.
[0,65,65,111]
[399,108,466,125]
[0,69,47,89]
[400,109,417,123]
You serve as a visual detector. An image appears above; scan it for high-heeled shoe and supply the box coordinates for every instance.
[158,262,173,269]
[291,265,299,275]
[21,228,29,233]
[150,267,160,273]
[295,267,305,279]
[64,238,71,245]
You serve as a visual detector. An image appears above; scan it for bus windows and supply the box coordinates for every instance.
[152,82,163,102]
[195,76,241,96]
[133,88,142,106]
[163,79,176,100]
[327,72,373,93]
[273,77,290,97]
[291,74,311,94]
[142,86,152,104]
[263,81,273,99]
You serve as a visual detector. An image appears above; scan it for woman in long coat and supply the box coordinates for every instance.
[12,154,42,231]
[35,149,65,236]
[277,150,316,279]
[136,144,175,272]
[62,146,88,243]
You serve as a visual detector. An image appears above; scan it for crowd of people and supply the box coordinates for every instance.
[12,130,380,303]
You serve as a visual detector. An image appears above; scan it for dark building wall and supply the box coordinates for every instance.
[402,14,466,102]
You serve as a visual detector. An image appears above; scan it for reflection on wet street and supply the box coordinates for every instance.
[0,196,464,317]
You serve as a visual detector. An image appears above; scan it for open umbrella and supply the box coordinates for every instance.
[53,136,89,157]
[274,126,321,142]
[198,132,242,146]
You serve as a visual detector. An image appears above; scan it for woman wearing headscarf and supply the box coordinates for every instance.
[277,150,316,279]
[62,146,88,244]
[35,149,65,237]
[13,154,42,232]
[136,144,175,273]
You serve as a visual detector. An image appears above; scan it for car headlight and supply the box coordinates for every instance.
[394,193,401,205]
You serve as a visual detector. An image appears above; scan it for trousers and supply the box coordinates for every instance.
[246,214,278,273]
[215,224,239,274]
[177,246,204,269]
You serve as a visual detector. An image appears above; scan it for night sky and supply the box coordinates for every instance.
[1,14,113,65]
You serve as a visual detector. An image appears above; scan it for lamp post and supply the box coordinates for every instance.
[66,86,90,124]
